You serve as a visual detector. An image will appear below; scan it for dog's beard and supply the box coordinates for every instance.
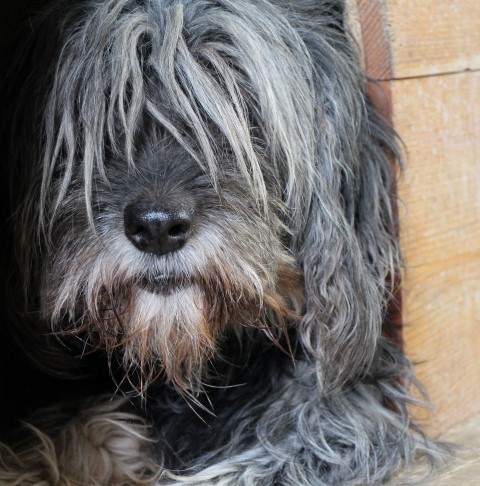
[39,215,302,394]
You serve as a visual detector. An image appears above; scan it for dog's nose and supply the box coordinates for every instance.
[124,201,194,256]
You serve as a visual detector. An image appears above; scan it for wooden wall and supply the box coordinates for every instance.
[354,0,480,435]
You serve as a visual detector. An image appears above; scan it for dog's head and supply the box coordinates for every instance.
[3,0,399,394]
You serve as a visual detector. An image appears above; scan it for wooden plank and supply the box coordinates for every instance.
[394,71,480,434]
[346,1,394,121]
[355,0,393,81]
[387,0,480,79]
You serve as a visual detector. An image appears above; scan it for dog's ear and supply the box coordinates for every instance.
[294,34,400,393]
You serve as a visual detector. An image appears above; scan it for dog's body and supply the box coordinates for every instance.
[0,0,448,484]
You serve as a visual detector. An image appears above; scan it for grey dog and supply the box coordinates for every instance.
[0,0,449,484]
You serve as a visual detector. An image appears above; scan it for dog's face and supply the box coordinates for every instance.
[5,0,322,393]
[39,132,301,391]
[6,0,398,397]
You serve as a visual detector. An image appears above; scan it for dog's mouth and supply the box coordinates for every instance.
[138,274,189,294]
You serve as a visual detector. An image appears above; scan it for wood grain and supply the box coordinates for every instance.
[393,71,480,434]
[387,0,480,78]
[355,0,393,81]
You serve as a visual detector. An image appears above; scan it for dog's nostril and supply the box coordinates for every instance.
[168,223,188,237]
[124,202,195,256]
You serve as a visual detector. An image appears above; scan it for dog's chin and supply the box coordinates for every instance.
[137,274,189,295]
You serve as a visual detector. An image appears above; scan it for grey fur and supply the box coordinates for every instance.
[0,0,449,484]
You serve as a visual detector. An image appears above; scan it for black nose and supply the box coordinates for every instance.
[124,201,195,256]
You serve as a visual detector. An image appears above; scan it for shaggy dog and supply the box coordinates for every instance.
[0,0,448,484]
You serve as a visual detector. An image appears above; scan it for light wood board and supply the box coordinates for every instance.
[393,71,480,434]
[387,0,480,78]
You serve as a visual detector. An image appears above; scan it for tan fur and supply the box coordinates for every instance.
[0,398,159,486]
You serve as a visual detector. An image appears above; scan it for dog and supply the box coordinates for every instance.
[0,0,449,484]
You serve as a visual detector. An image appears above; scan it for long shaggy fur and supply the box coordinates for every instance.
[0,0,449,484]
